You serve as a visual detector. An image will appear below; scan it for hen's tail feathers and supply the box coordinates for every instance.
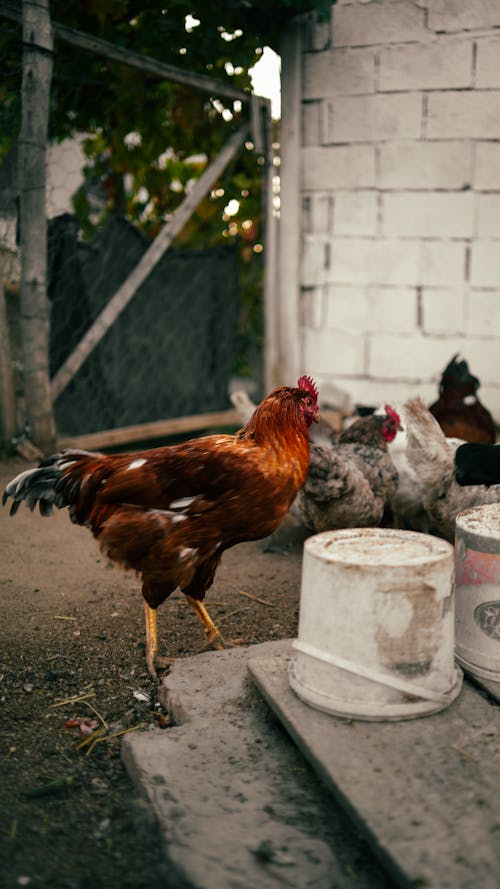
[2,449,96,517]
[403,397,453,488]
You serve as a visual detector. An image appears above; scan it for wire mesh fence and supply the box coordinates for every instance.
[0,8,265,447]
[48,214,240,436]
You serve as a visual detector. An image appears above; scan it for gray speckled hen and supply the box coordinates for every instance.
[298,406,401,534]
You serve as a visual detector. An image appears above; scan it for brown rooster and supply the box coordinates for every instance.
[3,377,319,678]
[429,354,495,443]
[297,405,401,534]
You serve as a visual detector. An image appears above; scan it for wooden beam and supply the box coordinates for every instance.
[18,0,57,453]
[0,279,17,442]
[278,20,302,384]
[57,409,241,451]
[50,123,250,400]
[0,1,251,104]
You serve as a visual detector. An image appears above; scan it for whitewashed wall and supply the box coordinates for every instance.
[283,0,500,417]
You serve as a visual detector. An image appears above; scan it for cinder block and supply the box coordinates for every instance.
[330,237,420,285]
[379,141,472,189]
[326,93,422,143]
[427,92,500,139]
[333,191,378,236]
[324,286,367,330]
[302,192,334,234]
[303,327,365,375]
[332,378,438,409]
[382,193,474,238]
[325,285,416,332]
[368,333,465,381]
[333,2,426,47]
[301,287,327,330]
[379,41,472,91]
[302,101,322,147]
[302,145,376,190]
[304,47,376,99]
[476,194,500,237]
[421,288,466,334]
[428,0,500,33]
[301,234,330,286]
[465,290,500,335]
[474,142,500,189]
[470,242,500,286]
[476,38,500,89]
[420,241,466,286]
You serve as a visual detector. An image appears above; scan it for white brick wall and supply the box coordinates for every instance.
[474,143,500,189]
[292,0,500,416]
[427,0,500,33]
[379,142,472,190]
[475,38,500,88]
[427,92,500,139]
[302,145,375,190]
[378,41,473,92]
[326,93,422,142]
[382,193,474,238]
[333,2,427,47]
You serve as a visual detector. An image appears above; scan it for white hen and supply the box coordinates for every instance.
[403,396,500,541]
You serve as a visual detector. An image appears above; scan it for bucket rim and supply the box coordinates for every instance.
[289,656,463,721]
[304,527,453,567]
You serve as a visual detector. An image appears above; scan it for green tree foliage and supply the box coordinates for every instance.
[1,0,331,376]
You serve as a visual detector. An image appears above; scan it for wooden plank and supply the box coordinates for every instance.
[50,124,250,400]
[0,280,17,442]
[0,2,250,103]
[248,655,500,889]
[57,408,240,451]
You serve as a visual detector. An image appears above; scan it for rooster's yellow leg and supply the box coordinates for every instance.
[185,596,223,648]
[143,601,175,679]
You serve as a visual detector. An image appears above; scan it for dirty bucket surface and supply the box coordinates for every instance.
[290,528,462,721]
[455,503,500,681]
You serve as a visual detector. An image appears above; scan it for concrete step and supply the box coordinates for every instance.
[249,650,500,889]
[122,640,392,889]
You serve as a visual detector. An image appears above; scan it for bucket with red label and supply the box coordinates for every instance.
[455,503,500,681]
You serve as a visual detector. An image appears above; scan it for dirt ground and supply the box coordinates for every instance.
[0,455,316,889]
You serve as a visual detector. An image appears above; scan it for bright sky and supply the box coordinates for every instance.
[250,46,281,119]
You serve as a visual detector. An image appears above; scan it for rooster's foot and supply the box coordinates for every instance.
[196,631,246,654]
[146,653,176,681]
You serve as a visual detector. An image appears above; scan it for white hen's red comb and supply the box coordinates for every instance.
[297,375,319,403]
[384,404,401,425]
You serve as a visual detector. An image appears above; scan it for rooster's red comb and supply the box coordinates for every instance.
[297,375,319,402]
[384,404,401,425]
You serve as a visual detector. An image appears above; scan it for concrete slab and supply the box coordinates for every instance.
[122,640,392,889]
[249,653,500,889]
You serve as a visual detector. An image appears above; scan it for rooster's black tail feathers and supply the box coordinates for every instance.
[2,459,66,516]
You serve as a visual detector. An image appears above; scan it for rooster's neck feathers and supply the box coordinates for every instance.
[240,386,310,445]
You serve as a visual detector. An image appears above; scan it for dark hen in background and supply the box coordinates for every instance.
[429,354,496,444]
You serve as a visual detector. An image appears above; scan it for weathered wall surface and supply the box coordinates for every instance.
[298,0,500,416]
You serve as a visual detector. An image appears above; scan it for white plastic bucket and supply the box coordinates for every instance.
[289,528,463,721]
[455,503,500,681]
